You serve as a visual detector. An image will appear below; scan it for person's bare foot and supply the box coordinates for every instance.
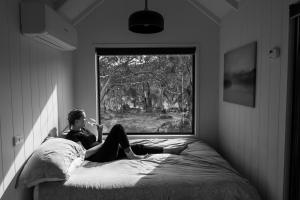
[127,153,150,160]
[163,144,188,155]
[125,147,150,159]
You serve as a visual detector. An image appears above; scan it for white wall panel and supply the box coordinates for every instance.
[38,45,48,141]
[46,51,54,135]
[20,36,34,159]
[0,120,3,198]
[0,0,15,195]
[52,53,59,132]
[30,41,42,150]
[219,0,290,199]
[0,0,8,196]
[0,0,74,199]
[278,0,290,198]
[7,0,25,175]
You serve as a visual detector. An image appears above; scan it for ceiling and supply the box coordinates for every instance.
[42,0,241,25]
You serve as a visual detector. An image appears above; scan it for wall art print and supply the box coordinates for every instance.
[223,41,257,107]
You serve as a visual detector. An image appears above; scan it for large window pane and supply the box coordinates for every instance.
[97,48,195,135]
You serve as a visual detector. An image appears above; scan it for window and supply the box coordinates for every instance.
[96,47,195,135]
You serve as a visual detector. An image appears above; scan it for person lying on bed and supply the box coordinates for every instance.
[65,109,187,162]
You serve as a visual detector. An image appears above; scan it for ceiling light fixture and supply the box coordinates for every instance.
[128,0,164,34]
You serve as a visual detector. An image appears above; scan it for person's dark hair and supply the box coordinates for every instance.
[68,109,85,128]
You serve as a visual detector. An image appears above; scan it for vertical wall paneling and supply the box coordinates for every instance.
[30,41,41,150]
[48,52,54,134]
[60,55,66,125]
[0,120,3,197]
[66,54,73,121]
[0,0,15,193]
[62,53,73,130]
[54,53,59,131]
[278,1,290,199]
[45,47,51,136]
[50,50,56,134]
[46,51,52,135]
[39,46,46,140]
[243,108,248,177]
[57,55,64,131]
[260,0,270,198]
[51,52,56,134]
[219,0,290,199]
[52,52,59,132]
[251,0,260,188]
[258,0,270,198]
[8,0,26,174]
[60,54,66,132]
[65,53,73,122]
[0,1,74,199]
[37,44,44,143]
[269,0,283,199]
[21,36,34,158]
[62,54,66,130]
[0,0,7,196]
[265,1,275,197]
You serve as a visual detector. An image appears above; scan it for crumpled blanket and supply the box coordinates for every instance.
[35,138,261,200]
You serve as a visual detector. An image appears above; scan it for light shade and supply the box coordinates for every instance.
[128,1,164,34]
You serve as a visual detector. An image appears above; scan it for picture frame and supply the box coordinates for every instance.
[223,41,257,107]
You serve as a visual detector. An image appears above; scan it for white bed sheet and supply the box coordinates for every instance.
[34,138,261,200]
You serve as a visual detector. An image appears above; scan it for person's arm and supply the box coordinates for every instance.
[96,124,103,143]
[75,135,102,159]
[87,118,103,143]
[84,142,103,159]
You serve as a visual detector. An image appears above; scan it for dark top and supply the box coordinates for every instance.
[65,128,99,149]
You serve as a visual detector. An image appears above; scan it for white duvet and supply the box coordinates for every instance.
[35,138,261,200]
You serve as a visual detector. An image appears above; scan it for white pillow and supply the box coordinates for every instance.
[17,137,85,188]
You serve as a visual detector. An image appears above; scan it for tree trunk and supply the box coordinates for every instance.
[146,82,152,112]
[142,82,152,112]
[158,87,164,111]
[100,76,111,103]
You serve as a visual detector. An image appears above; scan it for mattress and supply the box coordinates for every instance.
[34,138,261,200]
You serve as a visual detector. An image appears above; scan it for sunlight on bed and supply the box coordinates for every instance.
[68,154,172,188]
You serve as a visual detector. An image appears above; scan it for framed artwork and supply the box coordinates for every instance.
[223,41,257,107]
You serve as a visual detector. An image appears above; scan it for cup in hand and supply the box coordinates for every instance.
[87,118,102,128]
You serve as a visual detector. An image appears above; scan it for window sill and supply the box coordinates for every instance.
[102,134,196,140]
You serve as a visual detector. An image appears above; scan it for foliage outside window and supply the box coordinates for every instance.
[96,47,195,135]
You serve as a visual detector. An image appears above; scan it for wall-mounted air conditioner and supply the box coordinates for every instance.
[20,2,77,51]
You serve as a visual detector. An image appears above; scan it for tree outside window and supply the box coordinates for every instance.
[96,48,195,135]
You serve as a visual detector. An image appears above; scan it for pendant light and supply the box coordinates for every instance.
[128,0,164,34]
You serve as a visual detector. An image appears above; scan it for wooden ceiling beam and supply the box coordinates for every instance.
[186,0,220,25]
[225,0,239,10]
[72,0,105,26]
[53,0,68,10]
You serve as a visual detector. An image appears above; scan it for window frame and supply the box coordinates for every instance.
[95,46,197,136]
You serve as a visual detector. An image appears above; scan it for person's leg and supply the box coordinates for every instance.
[130,144,163,155]
[130,144,188,155]
[163,145,188,154]
[87,124,130,162]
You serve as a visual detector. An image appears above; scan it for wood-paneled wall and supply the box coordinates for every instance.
[0,0,74,199]
[219,0,290,200]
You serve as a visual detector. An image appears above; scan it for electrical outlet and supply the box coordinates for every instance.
[13,136,24,146]
[268,47,280,59]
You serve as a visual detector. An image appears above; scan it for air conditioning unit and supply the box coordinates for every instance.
[20,2,77,51]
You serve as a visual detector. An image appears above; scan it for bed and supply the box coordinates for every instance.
[31,138,261,200]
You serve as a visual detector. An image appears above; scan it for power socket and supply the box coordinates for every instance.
[13,136,24,146]
[268,47,280,59]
